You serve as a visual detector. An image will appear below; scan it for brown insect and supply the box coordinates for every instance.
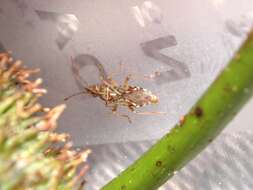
[65,56,163,123]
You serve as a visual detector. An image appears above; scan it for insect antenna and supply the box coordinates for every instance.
[64,91,88,101]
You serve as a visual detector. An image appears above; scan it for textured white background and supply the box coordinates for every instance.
[0,0,252,145]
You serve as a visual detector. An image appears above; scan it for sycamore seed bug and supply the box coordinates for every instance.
[65,57,164,123]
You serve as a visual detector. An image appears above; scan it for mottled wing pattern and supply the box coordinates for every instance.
[123,86,157,108]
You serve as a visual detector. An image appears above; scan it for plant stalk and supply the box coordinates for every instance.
[102,30,253,190]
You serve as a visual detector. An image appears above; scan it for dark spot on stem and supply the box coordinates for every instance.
[151,171,156,177]
[194,106,203,118]
[179,115,186,126]
[234,53,241,61]
[168,145,176,154]
[241,30,253,49]
[224,84,232,93]
[80,180,86,188]
[121,185,126,190]
[156,160,162,167]
[208,138,213,143]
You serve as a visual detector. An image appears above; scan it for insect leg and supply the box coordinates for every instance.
[107,61,124,79]
[111,105,132,123]
[122,73,153,89]
[123,74,132,89]
[134,111,166,115]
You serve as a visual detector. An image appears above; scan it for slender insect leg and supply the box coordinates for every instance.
[134,111,166,115]
[127,72,156,81]
[107,61,124,79]
[123,63,156,81]
[123,74,132,89]
[106,87,109,102]
[111,105,132,123]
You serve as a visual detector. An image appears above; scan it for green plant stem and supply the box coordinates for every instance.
[102,30,253,190]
